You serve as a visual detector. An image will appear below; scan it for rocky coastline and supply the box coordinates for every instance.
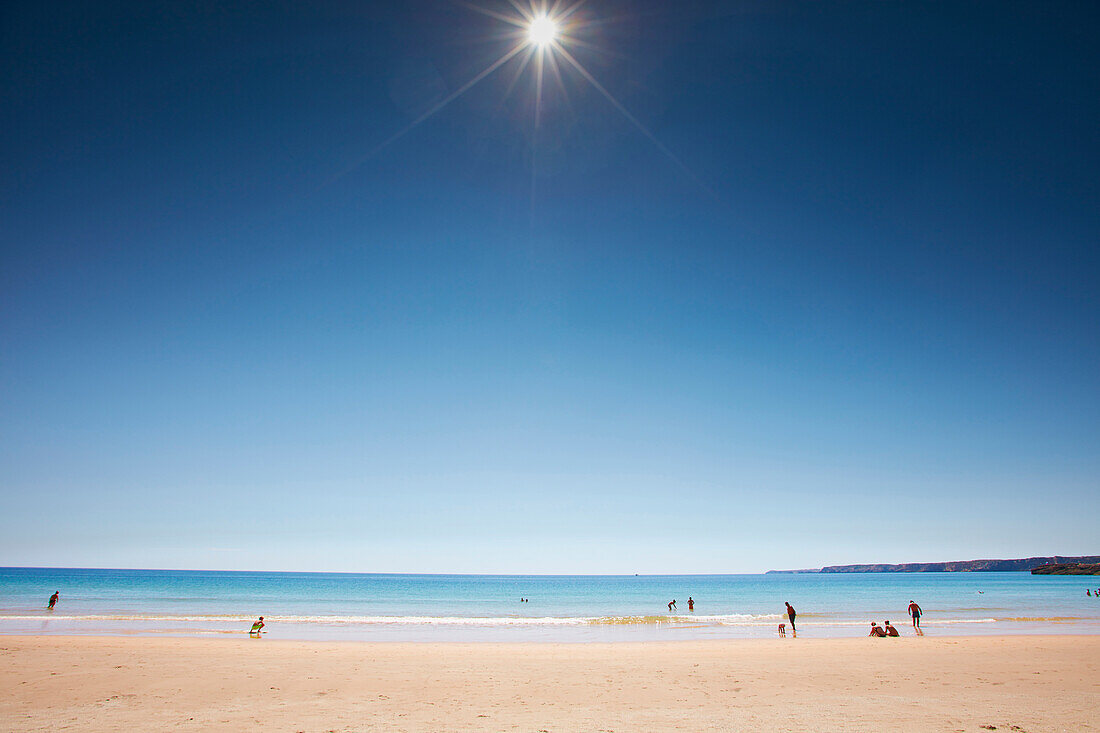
[1030,563,1100,575]
[767,555,1100,574]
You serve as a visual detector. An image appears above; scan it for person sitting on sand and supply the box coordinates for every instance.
[249,617,265,635]
[48,591,59,610]
[884,621,900,637]
[869,622,887,637]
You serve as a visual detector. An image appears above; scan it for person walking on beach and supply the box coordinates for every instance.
[908,600,922,629]
[47,591,59,610]
[785,602,796,633]
[249,617,265,636]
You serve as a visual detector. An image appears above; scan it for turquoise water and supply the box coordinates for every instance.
[2,567,1098,641]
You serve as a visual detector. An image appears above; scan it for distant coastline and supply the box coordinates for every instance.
[1031,563,1100,576]
[766,555,1100,574]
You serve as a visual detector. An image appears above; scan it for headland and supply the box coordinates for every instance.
[768,555,1100,573]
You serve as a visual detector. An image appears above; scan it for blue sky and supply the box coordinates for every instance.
[2,0,1097,573]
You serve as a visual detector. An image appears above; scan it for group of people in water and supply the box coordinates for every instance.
[1086,588,1100,597]
[665,597,802,636]
[666,597,695,612]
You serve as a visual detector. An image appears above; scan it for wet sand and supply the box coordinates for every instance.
[2,635,1097,732]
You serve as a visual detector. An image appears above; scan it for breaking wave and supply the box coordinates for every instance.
[0,612,1019,627]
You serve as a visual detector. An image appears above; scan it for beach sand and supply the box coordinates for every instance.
[2,635,1097,732]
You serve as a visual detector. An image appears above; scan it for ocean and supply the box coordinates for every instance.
[2,567,1098,641]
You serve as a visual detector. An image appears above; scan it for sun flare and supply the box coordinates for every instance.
[356,0,699,195]
[527,15,558,47]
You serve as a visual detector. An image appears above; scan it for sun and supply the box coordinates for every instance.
[527,15,558,48]
[356,0,700,195]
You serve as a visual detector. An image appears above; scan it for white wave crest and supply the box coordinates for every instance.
[0,613,1004,627]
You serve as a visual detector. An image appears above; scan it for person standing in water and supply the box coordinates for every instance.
[908,600,922,629]
[47,591,59,610]
[785,602,796,633]
[687,597,694,612]
[668,600,677,612]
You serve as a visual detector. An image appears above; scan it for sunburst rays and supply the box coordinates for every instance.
[336,0,702,195]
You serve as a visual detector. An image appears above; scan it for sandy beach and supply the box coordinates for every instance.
[2,635,1097,732]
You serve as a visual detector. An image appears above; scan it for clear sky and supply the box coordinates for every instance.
[1,0,1097,573]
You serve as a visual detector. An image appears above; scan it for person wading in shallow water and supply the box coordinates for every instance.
[48,591,59,610]
[908,600,922,629]
[785,602,797,633]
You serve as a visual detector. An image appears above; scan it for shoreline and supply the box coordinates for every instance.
[3,624,1099,643]
[3,635,1098,731]
[1,630,1097,643]
[3,614,1097,642]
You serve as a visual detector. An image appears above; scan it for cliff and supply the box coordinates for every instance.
[766,555,1100,574]
[1031,563,1100,575]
